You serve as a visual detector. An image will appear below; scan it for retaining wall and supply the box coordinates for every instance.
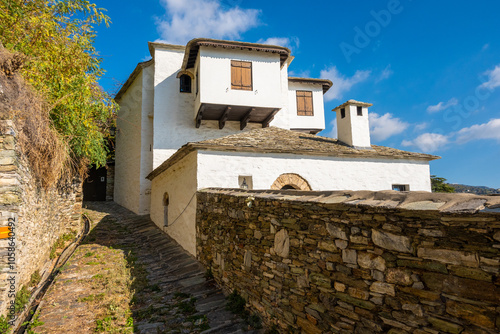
[196,188,500,334]
[0,120,82,315]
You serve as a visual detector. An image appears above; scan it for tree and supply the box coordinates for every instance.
[0,0,116,172]
[431,175,455,193]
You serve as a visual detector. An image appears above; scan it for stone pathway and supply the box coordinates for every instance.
[34,201,261,334]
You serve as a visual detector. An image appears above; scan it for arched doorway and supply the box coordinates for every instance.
[271,173,312,191]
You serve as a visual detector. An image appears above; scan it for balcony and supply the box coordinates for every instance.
[195,104,279,130]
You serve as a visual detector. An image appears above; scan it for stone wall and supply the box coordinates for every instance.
[196,188,500,334]
[0,120,83,315]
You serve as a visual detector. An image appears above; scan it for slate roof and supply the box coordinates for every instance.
[147,127,440,180]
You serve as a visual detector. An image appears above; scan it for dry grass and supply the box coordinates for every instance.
[0,44,76,187]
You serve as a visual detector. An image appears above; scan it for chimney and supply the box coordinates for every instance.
[333,100,373,149]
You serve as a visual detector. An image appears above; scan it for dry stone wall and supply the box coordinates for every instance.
[196,188,500,334]
[0,120,83,315]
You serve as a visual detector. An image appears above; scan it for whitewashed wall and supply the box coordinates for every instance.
[150,151,198,255]
[197,47,283,115]
[288,82,326,131]
[150,149,431,255]
[197,151,432,192]
[336,104,371,148]
[114,70,143,214]
[152,45,267,170]
[139,65,154,214]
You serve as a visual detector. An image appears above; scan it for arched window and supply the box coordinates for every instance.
[163,193,169,227]
[179,74,192,93]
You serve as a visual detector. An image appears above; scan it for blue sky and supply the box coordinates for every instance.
[94,0,500,188]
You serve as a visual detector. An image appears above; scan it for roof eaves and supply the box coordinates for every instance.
[146,144,197,181]
[147,41,186,56]
[332,100,373,111]
[288,77,333,94]
[181,38,291,70]
[114,59,153,102]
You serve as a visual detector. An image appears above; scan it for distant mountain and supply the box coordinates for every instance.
[449,184,500,195]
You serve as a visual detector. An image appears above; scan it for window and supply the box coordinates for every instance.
[341,108,346,119]
[296,91,313,116]
[196,69,199,95]
[392,184,409,192]
[179,74,191,93]
[357,106,363,116]
[231,60,252,90]
[163,193,169,227]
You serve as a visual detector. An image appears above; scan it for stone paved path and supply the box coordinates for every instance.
[34,201,261,334]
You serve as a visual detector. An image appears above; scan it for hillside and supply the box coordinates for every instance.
[450,184,500,195]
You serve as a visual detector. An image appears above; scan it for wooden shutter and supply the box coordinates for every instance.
[231,60,252,90]
[296,91,313,116]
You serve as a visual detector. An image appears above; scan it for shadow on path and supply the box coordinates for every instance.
[35,201,260,334]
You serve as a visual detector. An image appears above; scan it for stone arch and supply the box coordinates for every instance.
[176,70,194,79]
[271,173,312,191]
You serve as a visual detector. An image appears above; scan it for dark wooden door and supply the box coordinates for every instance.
[83,166,107,201]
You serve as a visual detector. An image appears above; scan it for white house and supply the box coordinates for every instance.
[114,38,438,255]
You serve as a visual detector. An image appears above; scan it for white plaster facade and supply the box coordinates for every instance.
[115,39,437,257]
[114,66,153,214]
[335,102,372,148]
[149,148,432,255]
[150,152,198,255]
[288,82,326,132]
[115,39,331,214]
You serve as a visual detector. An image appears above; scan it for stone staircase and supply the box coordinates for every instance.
[86,202,261,334]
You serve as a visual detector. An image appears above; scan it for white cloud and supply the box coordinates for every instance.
[155,0,260,45]
[288,69,311,78]
[482,43,490,51]
[402,133,450,153]
[320,66,371,101]
[480,65,500,90]
[414,122,429,132]
[325,119,337,138]
[369,113,409,141]
[376,65,393,82]
[427,98,458,113]
[257,37,299,51]
[456,118,500,144]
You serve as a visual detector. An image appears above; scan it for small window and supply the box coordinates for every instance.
[341,108,346,119]
[392,184,409,192]
[357,106,363,116]
[196,70,199,95]
[231,60,252,91]
[179,74,191,93]
[296,91,313,116]
[163,193,169,227]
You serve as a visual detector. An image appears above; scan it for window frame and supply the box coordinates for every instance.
[392,184,410,192]
[357,106,363,116]
[179,74,192,93]
[231,60,253,91]
[340,108,346,119]
[296,90,314,116]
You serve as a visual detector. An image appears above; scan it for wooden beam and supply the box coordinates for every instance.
[240,108,255,130]
[195,105,205,128]
[262,108,279,128]
[218,106,231,129]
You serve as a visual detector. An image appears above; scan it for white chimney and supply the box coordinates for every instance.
[333,100,373,149]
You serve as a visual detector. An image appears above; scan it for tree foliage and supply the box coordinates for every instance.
[431,175,455,193]
[0,0,116,170]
